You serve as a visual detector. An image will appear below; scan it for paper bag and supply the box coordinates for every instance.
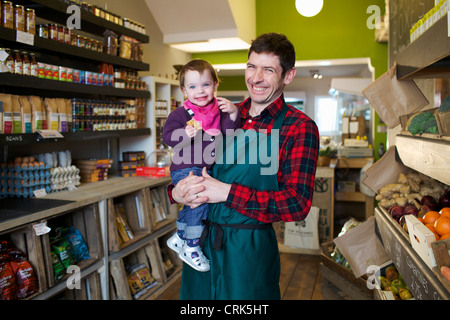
[333,217,390,278]
[362,65,429,129]
[284,206,320,250]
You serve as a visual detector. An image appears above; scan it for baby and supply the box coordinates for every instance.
[163,59,240,272]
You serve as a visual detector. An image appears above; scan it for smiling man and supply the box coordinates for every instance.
[172,33,320,300]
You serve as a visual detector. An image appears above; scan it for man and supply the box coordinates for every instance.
[170,33,319,299]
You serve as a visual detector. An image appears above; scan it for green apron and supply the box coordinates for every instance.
[180,102,287,300]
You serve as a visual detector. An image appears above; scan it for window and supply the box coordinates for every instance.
[315,96,338,137]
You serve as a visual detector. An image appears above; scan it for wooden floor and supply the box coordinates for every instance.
[155,252,352,300]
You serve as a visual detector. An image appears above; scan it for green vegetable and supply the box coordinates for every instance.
[439,96,450,113]
[319,146,333,157]
[408,111,438,135]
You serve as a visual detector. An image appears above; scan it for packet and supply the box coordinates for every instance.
[0,93,13,134]
[19,96,32,133]
[0,262,17,300]
[10,260,38,299]
[11,95,22,133]
[64,226,90,262]
[44,98,59,130]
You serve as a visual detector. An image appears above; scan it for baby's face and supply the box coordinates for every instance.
[182,70,218,107]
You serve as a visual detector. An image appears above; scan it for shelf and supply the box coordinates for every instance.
[335,192,366,202]
[375,207,450,300]
[0,128,150,146]
[395,134,450,186]
[0,26,150,71]
[0,73,150,98]
[14,0,149,43]
[397,12,450,80]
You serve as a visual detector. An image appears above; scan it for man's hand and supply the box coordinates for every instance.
[172,171,207,208]
[195,167,231,204]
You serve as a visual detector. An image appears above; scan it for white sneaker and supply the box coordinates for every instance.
[167,232,184,254]
[179,244,210,272]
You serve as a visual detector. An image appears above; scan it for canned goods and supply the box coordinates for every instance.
[66,68,73,82]
[73,69,80,83]
[52,65,59,80]
[48,24,57,40]
[37,62,46,78]
[45,64,52,79]
[58,66,67,81]
[77,35,85,48]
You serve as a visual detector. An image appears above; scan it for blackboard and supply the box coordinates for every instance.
[389,0,435,67]
[375,208,450,300]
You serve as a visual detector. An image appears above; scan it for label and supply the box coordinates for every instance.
[16,30,34,46]
[31,63,37,77]
[49,112,59,130]
[37,129,63,139]
[12,111,21,133]
[23,113,31,133]
[0,49,8,62]
[3,111,13,134]
[33,222,51,236]
[33,188,47,199]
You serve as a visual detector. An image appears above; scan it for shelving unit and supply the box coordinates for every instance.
[0,1,180,300]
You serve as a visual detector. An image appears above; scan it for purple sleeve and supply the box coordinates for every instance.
[163,108,192,148]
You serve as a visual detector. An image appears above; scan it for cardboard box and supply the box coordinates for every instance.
[136,166,169,178]
[313,167,334,244]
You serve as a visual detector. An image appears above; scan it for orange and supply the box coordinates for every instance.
[434,216,450,236]
[439,207,450,219]
[417,217,425,224]
[425,223,440,241]
[423,211,441,225]
[439,233,450,241]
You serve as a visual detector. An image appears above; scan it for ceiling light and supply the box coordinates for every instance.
[310,70,323,79]
[170,37,250,53]
[295,0,324,17]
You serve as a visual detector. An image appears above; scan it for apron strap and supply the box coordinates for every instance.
[200,220,272,251]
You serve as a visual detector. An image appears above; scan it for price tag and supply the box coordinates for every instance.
[0,49,8,62]
[33,188,47,198]
[16,30,34,46]
[33,222,51,236]
[37,130,64,139]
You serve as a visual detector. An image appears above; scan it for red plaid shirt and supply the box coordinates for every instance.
[168,95,319,223]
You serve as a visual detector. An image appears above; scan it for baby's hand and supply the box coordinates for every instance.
[185,124,199,138]
[217,97,238,121]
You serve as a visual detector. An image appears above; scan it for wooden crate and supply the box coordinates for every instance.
[0,224,48,299]
[109,240,165,300]
[49,271,103,300]
[41,204,103,288]
[145,184,178,231]
[157,232,183,282]
[320,242,373,299]
[108,189,153,252]
[431,238,450,292]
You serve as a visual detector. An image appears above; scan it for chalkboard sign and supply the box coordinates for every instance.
[389,0,435,67]
[375,208,450,300]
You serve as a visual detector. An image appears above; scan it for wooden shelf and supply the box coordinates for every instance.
[0,73,150,98]
[335,192,366,202]
[396,12,450,80]
[395,134,450,186]
[0,128,150,146]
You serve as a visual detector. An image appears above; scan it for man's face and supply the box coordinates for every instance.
[245,51,295,109]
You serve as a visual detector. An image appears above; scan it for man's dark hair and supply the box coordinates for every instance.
[248,33,296,77]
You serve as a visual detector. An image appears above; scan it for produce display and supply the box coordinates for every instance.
[378,265,414,300]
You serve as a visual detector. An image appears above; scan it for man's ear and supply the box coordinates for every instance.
[283,67,296,86]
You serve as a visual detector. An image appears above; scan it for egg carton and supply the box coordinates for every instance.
[49,165,81,192]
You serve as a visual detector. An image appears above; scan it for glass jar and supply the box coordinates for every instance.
[14,4,25,32]
[13,50,22,75]
[38,24,48,38]
[22,51,30,76]
[48,24,57,40]
[30,53,38,77]
[25,8,35,35]
[5,49,14,73]
[2,1,14,29]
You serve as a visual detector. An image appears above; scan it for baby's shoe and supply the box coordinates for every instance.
[167,232,184,254]
[179,244,210,272]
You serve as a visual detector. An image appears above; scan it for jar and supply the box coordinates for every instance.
[14,5,25,32]
[38,24,48,38]
[48,23,57,40]
[64,27,71,44]
[22,52,30,76]
[44,64,52,79]
[2,1,14,29]
[77,35,85,48]
[13,50,22,75]
[57,25,65,42]
[30,53,38,77]
[37,62,46,78]
[71,33,78,46]
[84,37,92,50]
[25,8,35,35]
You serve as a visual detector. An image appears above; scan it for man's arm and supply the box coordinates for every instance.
[225,119,319,223]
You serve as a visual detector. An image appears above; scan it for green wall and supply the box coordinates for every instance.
[193,0,388,158]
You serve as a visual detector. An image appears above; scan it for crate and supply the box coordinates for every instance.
[145,184,178,231]
[48,271,102,300]
[436,110,450,136]
[157,232,183,282]
[400,107,440,136]
[109,240,165,300]
[320,242,373,299]
[41,204,103,288]
[0,224,48,299]
[107,189,153,252]
[404,215,437,270]
[431,238,450,292]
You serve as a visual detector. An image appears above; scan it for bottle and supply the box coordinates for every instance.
[22,52,30,76]
[5,49,14,73]
[30,53,38,77]
[13,50,22,75]
[108,63,114,87]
